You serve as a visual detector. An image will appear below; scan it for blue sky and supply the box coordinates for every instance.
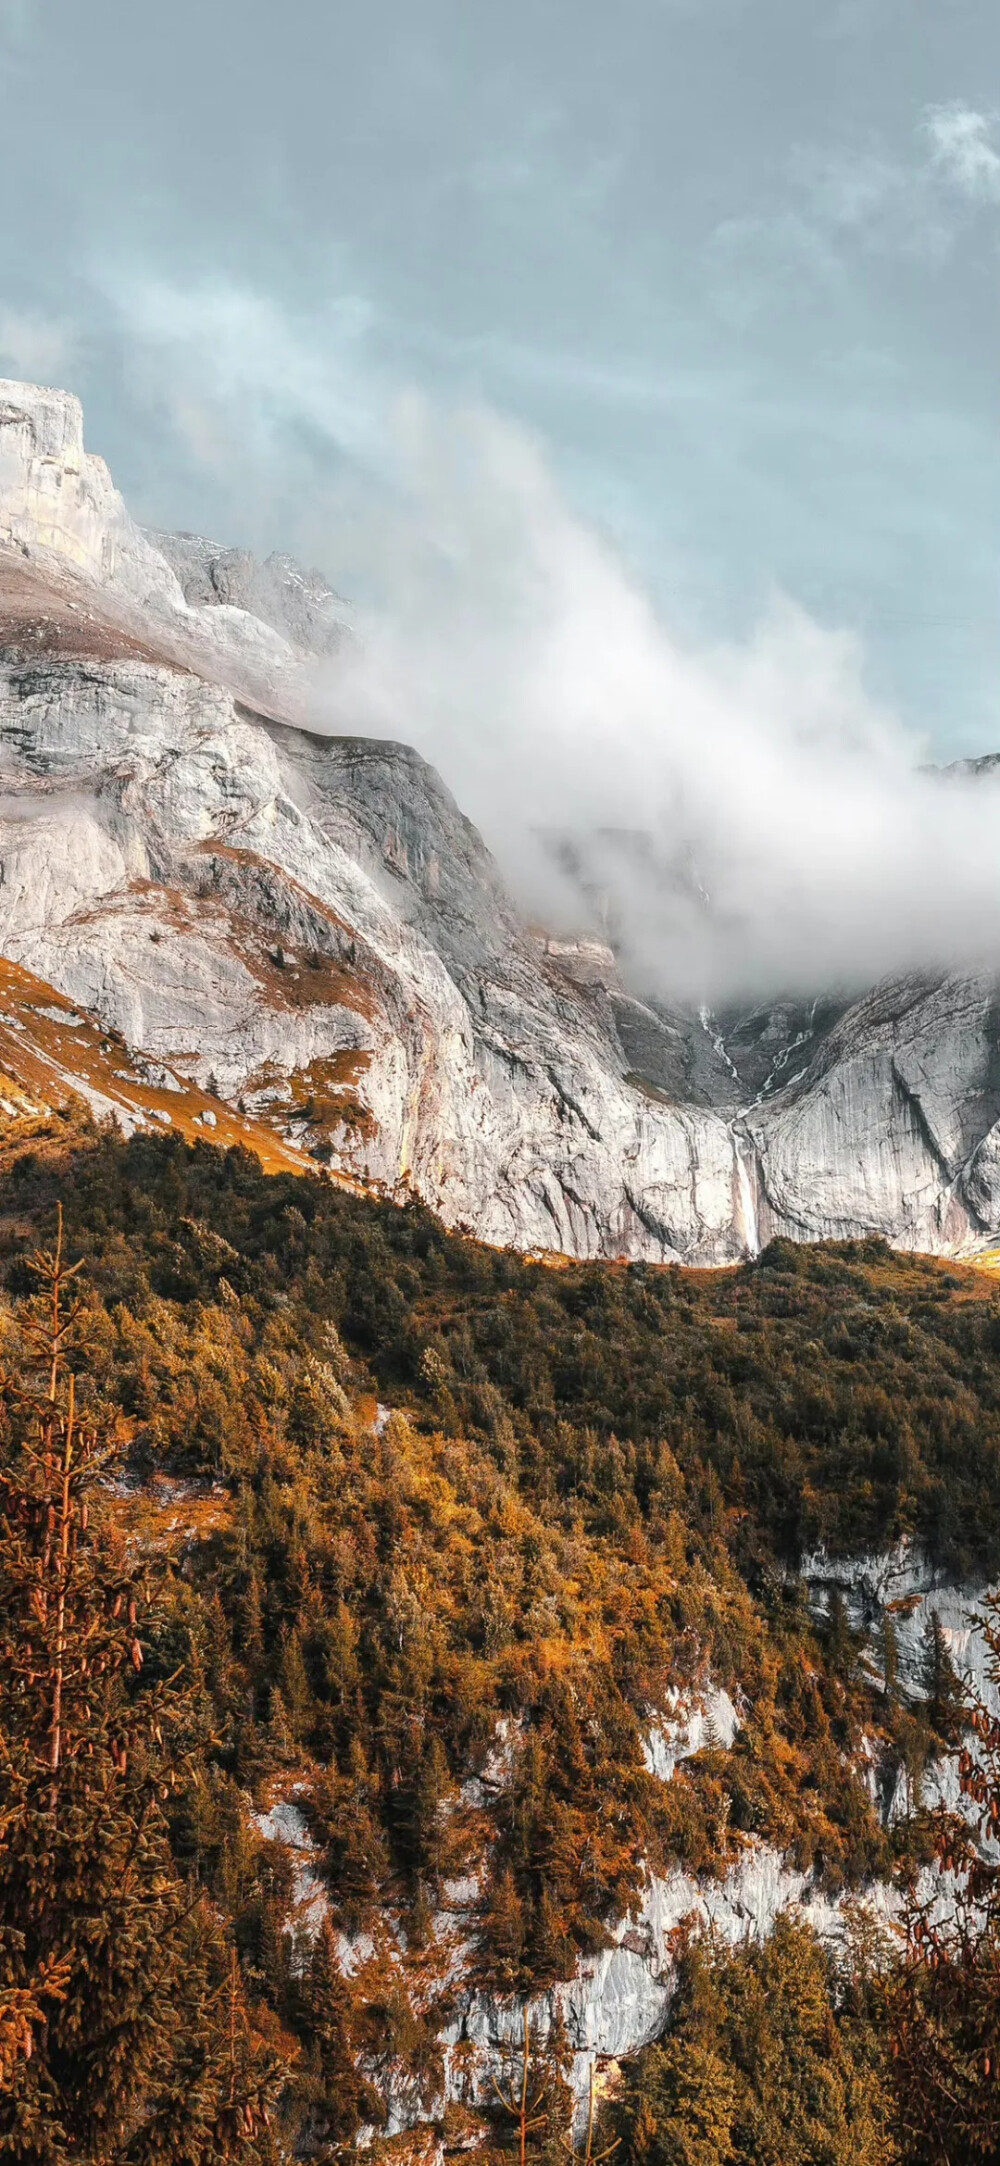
[0,0,998,757]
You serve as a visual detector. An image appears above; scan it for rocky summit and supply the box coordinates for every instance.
[2,374,1000,1264]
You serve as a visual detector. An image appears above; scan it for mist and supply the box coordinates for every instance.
[307,396,1000,1009]
[86,267,1000,1011]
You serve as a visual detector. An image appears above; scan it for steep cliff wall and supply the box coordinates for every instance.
[2,375,1000,1263]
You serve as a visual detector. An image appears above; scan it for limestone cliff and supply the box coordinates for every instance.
[2,375,1000,1264]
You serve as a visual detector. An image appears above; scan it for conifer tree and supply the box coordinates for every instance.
[620,1918,893,2166]
[826,1588,856,1682]
[562,2059,620,2166]
[625,2035,737,2166]
[290,1915,380,2154]
[0,1216,284,2161]
[887,1591,1000,2161]
[490,2007,574,2166]
[921,1609,965,1746]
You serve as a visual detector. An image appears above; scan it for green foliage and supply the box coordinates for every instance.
[287,1918,382,2151]
[0,1131,996,2156]
[884,1591,1000,2161]
[0,1223,283,2160]
[627,2037,739,2166]
[621,1918,896,2166]
[5,1132,999,1577]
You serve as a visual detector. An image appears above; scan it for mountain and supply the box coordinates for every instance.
[2,375,1000,1263]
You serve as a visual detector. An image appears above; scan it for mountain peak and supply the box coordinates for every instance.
[1,382,999,1264]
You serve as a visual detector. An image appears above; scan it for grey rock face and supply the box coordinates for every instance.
[0,649,746,1260]
[147,529,350,657]
[742,974,1000,1253]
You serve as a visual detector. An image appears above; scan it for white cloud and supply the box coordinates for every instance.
[709,138,950,312]
[96,272,1000,1005]
[0,307,75,383]
[101,272,385,475]
[323,397,1000,1003]
[799,148,905,233]
[923,102,1000,203]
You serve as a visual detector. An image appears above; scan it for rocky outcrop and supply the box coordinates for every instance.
[0,378,338,719]
[148,528,350,658]
[256,1673,870,2136]
[0,380,179,604]
[742,976,1000,1253]
[444,1550,995,2119]
[2,374,1000,1263]
[0,648,746,1259]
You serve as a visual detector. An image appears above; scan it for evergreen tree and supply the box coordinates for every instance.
[0,1218,284,2160]
[921,1609,965,1746]
[825,1588,856,1682]
[306,1744,390,1929]
[626,2036,737,2166]
[887,1590,1000,2161]
[291,1916,380,2154]
[490,2007,574,2166]
[620,1918,893,2166]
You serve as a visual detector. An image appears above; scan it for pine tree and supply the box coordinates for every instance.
[922,1608,965,1746]
[826,1588,856,1681]
[482,1867,528,1990]
[0,1215,285,2161]
[307,1744,390,1930]
[490,2008,574,2166]
[625,2035,737,2166]
[620,1919,893,2166]
[886,1590,1000,2161]
[562,2059,620,2166]
[291,1916,379,2152]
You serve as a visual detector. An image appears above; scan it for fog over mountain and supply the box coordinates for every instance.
[0,3,997,1013]
[304,395,1000,1008]
[0,4,999,1263]
[4,373,1000,1270]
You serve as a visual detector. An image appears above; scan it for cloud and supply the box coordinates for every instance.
[96,272,1000,1007]
[708,136,952,314]
[714,107,1000,304]
[316,396,1000,1005]
[104,275,383,468]
[804,149,904,233]
[0,307,75,383]
[923,103,1000,203]
[0,0,33,47]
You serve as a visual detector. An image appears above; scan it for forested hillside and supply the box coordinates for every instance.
[2,1109,1000,2160]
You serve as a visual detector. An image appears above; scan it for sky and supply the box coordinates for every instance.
[1,2,1000,1004]
[0,0,997,762]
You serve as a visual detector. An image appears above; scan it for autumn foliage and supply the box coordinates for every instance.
[0,1127,996,2156]
[0,1214,282,2160]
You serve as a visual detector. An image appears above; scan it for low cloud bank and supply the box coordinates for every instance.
[88,272,1000,1008]
[311,398,1000,1007]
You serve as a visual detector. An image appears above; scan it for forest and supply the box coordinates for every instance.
[2,1107,1000,2161]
